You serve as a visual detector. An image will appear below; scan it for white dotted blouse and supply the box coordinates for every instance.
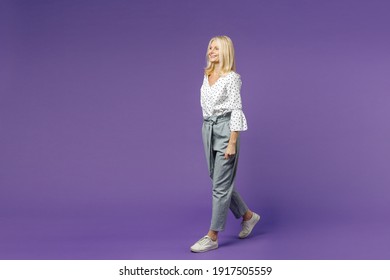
[201,71,248,131]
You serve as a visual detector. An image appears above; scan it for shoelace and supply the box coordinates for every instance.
[241,221,250,231]
[197,237,212,245]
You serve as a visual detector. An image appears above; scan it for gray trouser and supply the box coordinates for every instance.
[202,113,249,231]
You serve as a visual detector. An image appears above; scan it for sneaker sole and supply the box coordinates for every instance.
[239,214,260,239]
[190,244,218,253]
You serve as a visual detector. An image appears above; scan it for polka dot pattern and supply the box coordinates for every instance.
[200,71,248,131]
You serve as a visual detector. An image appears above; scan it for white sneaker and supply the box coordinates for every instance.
[239,212,260,239]
[190,236,218,253]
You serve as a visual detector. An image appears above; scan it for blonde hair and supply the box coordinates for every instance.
[204,35,236,76]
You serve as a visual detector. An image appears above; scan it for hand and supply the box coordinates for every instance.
[224,143,236,159]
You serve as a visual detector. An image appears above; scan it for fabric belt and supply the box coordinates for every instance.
[203,112,231,125]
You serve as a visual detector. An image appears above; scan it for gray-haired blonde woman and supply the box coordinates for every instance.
[191,35,260,253]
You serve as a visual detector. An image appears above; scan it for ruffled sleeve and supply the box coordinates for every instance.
[227,73,248,131]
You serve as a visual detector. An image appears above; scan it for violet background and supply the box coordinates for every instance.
[1,0,390,259]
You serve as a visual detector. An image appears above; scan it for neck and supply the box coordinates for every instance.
[212,65,221,75]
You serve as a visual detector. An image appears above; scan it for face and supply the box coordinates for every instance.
[208,40,219,64]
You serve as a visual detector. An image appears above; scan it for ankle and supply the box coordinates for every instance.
[207,231,218,241]
[243,210,253,221]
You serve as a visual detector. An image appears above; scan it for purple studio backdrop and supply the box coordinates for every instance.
[1,0,390,259]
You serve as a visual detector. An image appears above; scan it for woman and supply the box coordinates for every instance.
[190,35,260,253]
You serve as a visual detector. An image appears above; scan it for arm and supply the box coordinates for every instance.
[224,131,239,159]
[224,74,247,159]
